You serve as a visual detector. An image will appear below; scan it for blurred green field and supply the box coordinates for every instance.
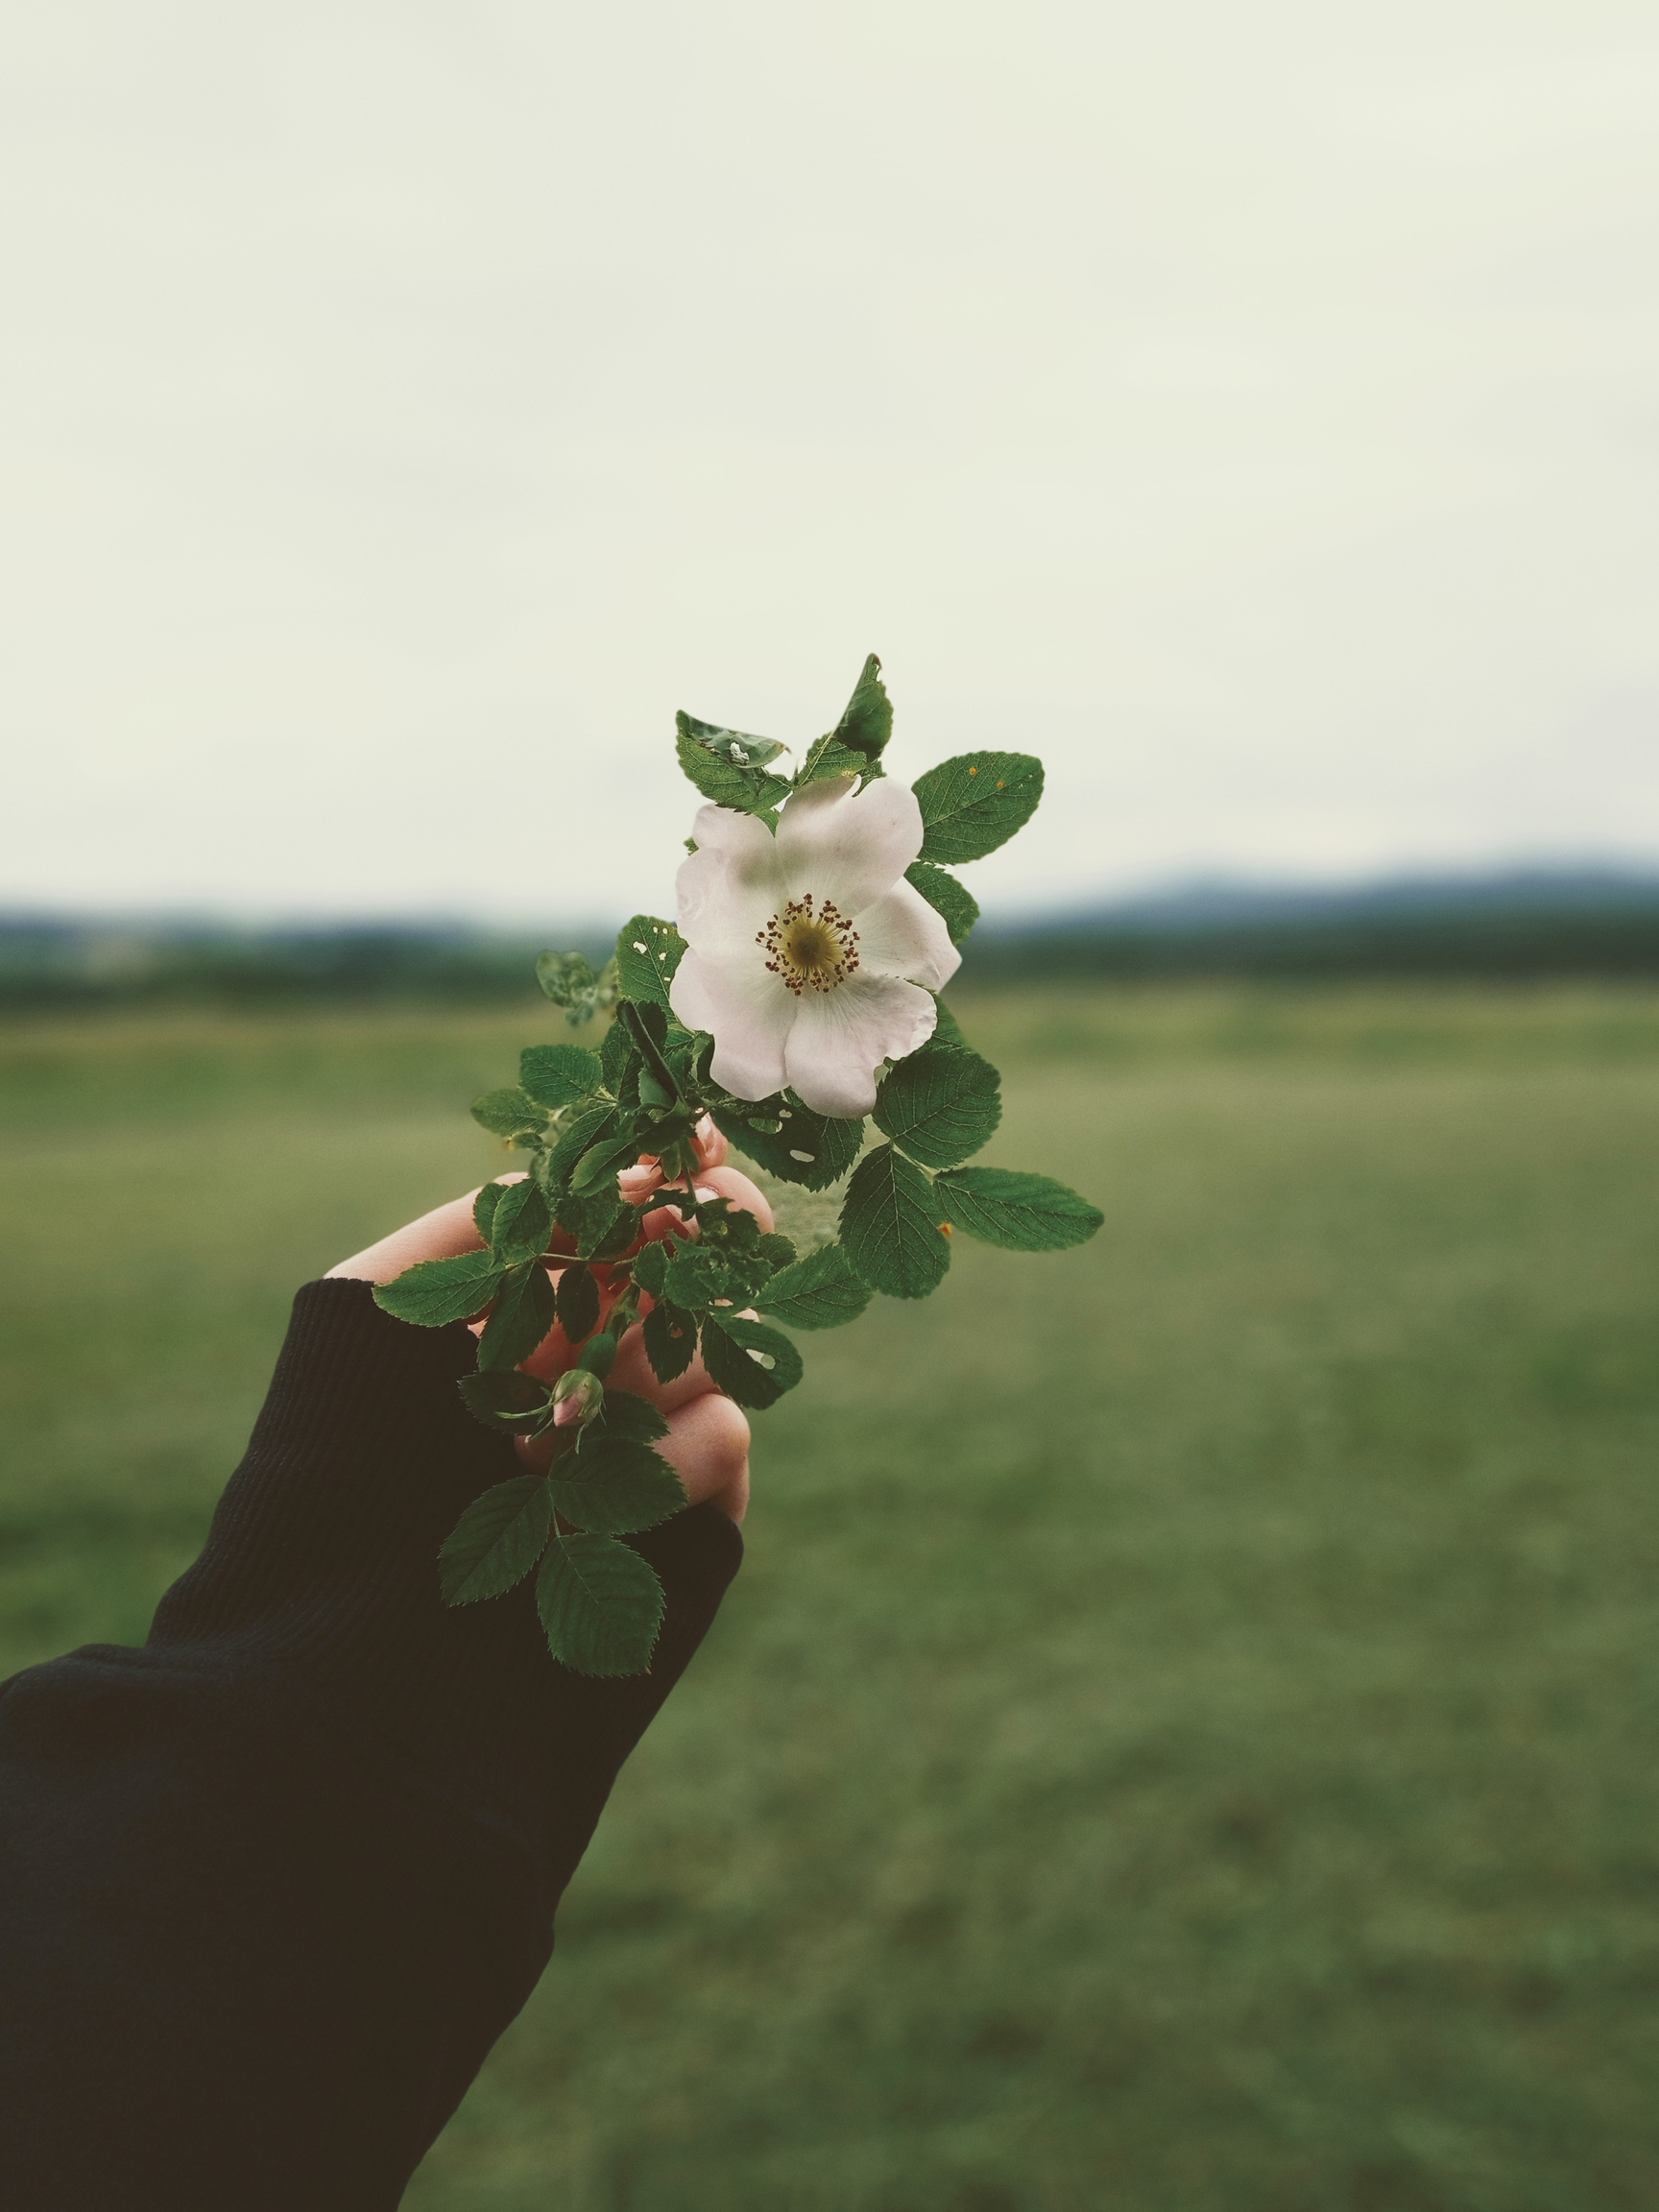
[4,985,1659,2211]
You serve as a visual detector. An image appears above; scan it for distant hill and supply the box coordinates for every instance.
[5,867,1659,1009]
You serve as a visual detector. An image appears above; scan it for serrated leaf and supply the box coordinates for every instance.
[536,949,594,1007]
[373,1248,504,1327]
[643,1299,697,1383]
[794,737,869,789]
[757,1240,873,1330]
[630,1240,670,1299]
[520,1043,605,1111]
[555,1187,637,1261]
[554,1262,600,1342]
[829,651,892,763]
[710,1094,865,1190]
[572,1130,646,1194]
[600,1014,635,1090]
[439,1475,555,1605]
[456,1369,554,1434]
[551,1438,686,1536]
[581,1388,670,1448]
[914,752,1045,864]
[475,1260,557,1371]
[756,1231,798,1272]
[874,1041,1001,1169]
[662,1242,733,1310]
[905,861,980,946]
[699,1312,805,1409]
[537,1533,666,1676]
[840,1143,951,1299]
[471,1086,547,1140]
[677,709,789,769]
[473,1181,507,1241]
[614,915,687,1011]
[544,1102,618,1190]
[491,1178,553,1261]
[929,996,967,1050]
[675,726,792,815]
[933,1167,1104,1252]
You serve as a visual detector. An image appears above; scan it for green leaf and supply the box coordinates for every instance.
[699,1313,805,1409]
[630,1240,670,1299]
[905,861,980,946]
[914,752,1045,864]
[643,1299,697,1383]
[933,1167,1104,1252]
[471,1086,547,1140]
[544,1101,618,1190]
[572,1130,645,1194]
[710,1095,865,1190]
[677,709,789,769]
[828,651,892,763]
[756,1231,798,1272]
[614,916,687,1012]
[473,1181,507,1242]
[662,1242,733,1310]
[456,1369,554,1434]
[874,1041,1001,1169]
[537,1533,666,1676]
[554,1262,600,1342]
[374,1248,504,1327]
[475,1260,556,1371]
[757,1240,873,1330]
[675,725,792,816]
[581,1388,669,1448]
[536,949,594,1007]
[555,1187,637,1261]
[439,1475,555,1604]
[491,1178,553,1262]
[840,1143,951,1299]
[600,1014,635,1090]
[929,997,967,1050]
[520,1043,604,1111]
[794,736,870,789]
[551,1438,686,1536]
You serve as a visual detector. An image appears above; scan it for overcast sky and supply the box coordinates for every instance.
[3,1,1657,925]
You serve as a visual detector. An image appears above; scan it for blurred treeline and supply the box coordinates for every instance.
[6,868,1659,1011]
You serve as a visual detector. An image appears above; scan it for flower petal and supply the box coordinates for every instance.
[777,776,925,920]
[669,947,795,1103]
[676,805,788,955]
[853,881,962,992]
[782,975,939,1118]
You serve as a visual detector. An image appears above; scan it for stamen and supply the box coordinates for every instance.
[757,892,862,996]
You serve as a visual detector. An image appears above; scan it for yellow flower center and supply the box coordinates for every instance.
[757,893,861,996]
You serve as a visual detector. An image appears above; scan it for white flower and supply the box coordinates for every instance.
[669,776,961,1118]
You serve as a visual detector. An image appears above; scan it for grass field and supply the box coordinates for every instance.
[3,985,1659,2210]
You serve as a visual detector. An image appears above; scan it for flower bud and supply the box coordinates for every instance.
[550,1368,604,1429]
[577,1329,618,1380]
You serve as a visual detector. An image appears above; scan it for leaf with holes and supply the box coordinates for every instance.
[439,1476,555,1604]
[614,916,687,1012]
[914,752,1044,864]
[537,1534,666,1676]
[710,1094,865,1190]
[374,1248,504,1328]
[840,1143,951,1299]
[699,1312,804,1409]
[874,1042,1001,1169]
[643,1299,697,1383]
[933,1167,1104,1252]
[757,1241,873,1330]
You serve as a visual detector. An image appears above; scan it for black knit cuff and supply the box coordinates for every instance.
[147,1280,743,1855]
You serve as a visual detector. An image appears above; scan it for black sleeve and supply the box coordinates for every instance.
[0,1279,742,2211]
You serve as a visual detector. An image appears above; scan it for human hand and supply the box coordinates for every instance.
[326,1124,772,1524]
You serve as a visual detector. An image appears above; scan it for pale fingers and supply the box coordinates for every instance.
[325,1183,513,1283]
